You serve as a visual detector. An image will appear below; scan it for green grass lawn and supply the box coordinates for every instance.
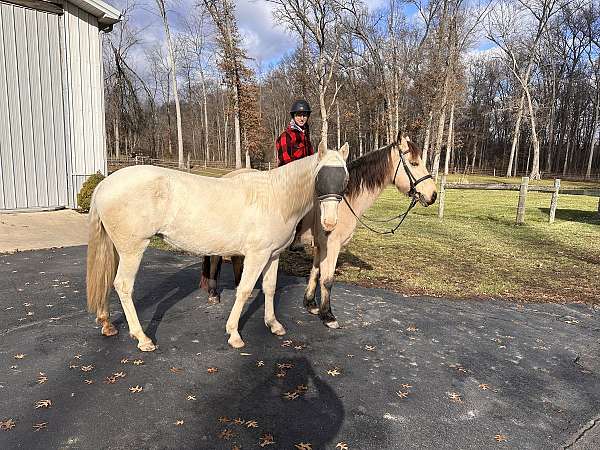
[280,175,600,304]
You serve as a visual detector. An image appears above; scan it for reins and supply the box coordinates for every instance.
[342,139,432,235]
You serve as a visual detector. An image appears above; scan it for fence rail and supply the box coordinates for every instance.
[438,176,600,224]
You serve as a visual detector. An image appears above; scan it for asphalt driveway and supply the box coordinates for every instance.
[1,246,599,449]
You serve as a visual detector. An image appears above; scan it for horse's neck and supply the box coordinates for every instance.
[270,155,318,222]
[346,182,389,218]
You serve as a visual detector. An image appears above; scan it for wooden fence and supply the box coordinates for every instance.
[437,176,600,224]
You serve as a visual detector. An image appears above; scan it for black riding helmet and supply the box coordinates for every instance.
[290,99,311,117]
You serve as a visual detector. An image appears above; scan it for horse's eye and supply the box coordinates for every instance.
[410,161,419,167]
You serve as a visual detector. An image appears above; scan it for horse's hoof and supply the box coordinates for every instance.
[102,323,119,337]
[324,320,340,329]
[308,307,319,315]
[272,325,286,336]
[137,340,157,352]
[207,295,220,305]
[228,336,245,348]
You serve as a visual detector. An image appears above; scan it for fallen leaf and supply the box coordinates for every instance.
[246,420,258,428]
[218,416,231,423]
[364,345,376,352]
[448,392,462,403]
[396,391,409,399]
[218,429,235,440]
[283,391,299,400]
[37,373,48,384]
[295,443,312,450]
[174,420,184,426]
[14,354,26,359]
[233,418,245,425]
[120,358,130,364]
[336,443,349,450]
[170,367,183,374]
[259,433,275,447]
[113,372,126,378]
[34,399,52,409]
[81,365,94,372]
[256,360,265,367]
[275,371,286,378]
[129,385,143,393]
[401,384,412,389]
[84,380,94,385]
[0,419,16,431]
[494,434,507,442]
[207,367,219,374]
[406,324,418,332]
[133,359,144,366]
[479,384,490,390]
[187,395,196,401]
[327,368,341,377]
[32,422,47,432]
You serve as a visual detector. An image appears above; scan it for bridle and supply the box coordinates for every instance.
[343,140,432,235]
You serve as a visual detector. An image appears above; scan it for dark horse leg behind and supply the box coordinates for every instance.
[200,255,243,304]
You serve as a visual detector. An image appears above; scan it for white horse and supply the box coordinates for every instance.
[86,142,349,351]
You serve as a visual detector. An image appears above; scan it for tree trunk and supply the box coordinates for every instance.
[201,70,210,167]
[431,103,447,181]
[422,109,433,167]
[114,117,120,159]
[444,103,455,176]
[507,92,525,177]
[156,0,184,168]
[587,88,600,179]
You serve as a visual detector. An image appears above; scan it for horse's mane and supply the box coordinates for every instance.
[345,140,423,199]
[233,154,318,222]
[345,145,393,199]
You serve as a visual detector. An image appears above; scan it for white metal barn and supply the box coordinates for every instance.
[0,0,119,210]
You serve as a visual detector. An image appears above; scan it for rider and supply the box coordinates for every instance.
[276,99,314,250]
[276,99,314,166]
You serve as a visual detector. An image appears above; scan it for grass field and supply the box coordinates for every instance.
[153,169,600,304]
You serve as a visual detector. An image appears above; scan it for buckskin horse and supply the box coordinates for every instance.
[86,141,349,350]
[201,134,437,328]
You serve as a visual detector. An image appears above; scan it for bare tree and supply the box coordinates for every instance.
[155,0,185,167]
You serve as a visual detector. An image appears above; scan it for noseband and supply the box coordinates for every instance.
[393,148,433,199]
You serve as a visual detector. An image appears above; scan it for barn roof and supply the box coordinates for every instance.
[67,0,120,27]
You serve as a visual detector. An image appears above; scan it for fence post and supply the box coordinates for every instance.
[597,197,600,217]
[438,175,446,220]
[493,168,496,177]
[549,179,560,223]
[516,176,529,225]
[186,153,191,172]
[268,162,271,171]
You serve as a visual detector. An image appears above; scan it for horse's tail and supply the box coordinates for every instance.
[86,194,118,317]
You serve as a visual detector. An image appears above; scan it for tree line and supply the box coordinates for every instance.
[104,0,600,179]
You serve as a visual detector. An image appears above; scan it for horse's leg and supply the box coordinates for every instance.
[199,255,211,290]
[262,257,285,336]
[232,255,244,287]
[207,256,222,304]
[225,252,270,348]
[303,246,320,315]
[113,243,155,351]
[318,241,342,329]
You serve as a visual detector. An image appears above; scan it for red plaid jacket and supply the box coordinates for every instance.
[276,121,314,166]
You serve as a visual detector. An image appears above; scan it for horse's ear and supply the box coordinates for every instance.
[339,142,349,161]
[399,134,410,152]
[318,140,327,159]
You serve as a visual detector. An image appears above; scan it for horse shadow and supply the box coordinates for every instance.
[198,356,345,448]
[111,259,204,341]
